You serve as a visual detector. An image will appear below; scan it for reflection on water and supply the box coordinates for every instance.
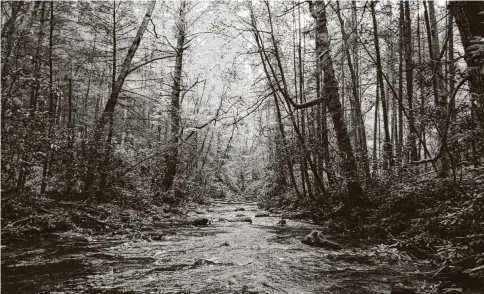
[2,202,430,294]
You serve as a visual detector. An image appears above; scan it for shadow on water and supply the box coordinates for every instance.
[1,257,90,293]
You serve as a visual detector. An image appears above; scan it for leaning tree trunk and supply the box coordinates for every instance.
[83,0,156,196]
[160,0,186,191]
[310,1,365,205]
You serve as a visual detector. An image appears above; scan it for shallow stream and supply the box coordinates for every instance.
[2,202,432,293]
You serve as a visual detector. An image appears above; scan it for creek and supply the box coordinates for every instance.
[2,201,432,293]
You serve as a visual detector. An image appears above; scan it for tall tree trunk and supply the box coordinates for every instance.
[334,2,371,183]
[397,2,404,167]
[425,1,451,177]
[310,1,365,205]
[404,2,418,163]
[449,2,484,132]
[296,6,308,200]
[29,2,46,117]
[373,81,380,174]
[417,2,427,171]
[370,2,393,169]
[160,0,186,192]
[40,1,54,194]
[98,1,118,192]
[273,95,301,198]
[316,40,334,187]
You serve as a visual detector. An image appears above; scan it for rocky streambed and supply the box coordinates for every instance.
[1,201,457,293]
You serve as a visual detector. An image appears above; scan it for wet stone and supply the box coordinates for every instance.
[301,230,342,250]
[192,218,211,226]
[277,219,286,226]
[255,212,270,217]
[152,215,162,221]
[192,258,217,267]
[228,217,252,223]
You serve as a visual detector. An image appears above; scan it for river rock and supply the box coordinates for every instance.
[301,230,342,250]
[192,218,211,226]
[228,217,252,223]
[391,283,417,294]
[149,232,164,241]
[192,258,217,267]
[255,212,270,217]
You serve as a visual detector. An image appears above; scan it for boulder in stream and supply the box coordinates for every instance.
[228,217,252,223]
[255,212,270,217]
[192,218,211,226]
[192,258,217,268]
[301,230,342,250]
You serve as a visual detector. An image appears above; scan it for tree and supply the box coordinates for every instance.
[83,0,156,196]
[449,2,484,132]
[370,1,393,169]
[160,0,187,191]
[310,0,365,205]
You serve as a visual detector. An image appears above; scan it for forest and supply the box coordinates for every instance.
[1,0,484,293]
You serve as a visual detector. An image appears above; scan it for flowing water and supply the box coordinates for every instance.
[2,202,432,293]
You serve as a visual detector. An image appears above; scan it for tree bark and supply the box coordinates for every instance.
[310,1,365,204]
[334,2,371,183]
[449,2,484,131]
[40,1,54,194]
[370,2,393,169]
[425,1,451,177]
[404,2,418,163]
[160,0,186,191]
[29,2,46,116]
